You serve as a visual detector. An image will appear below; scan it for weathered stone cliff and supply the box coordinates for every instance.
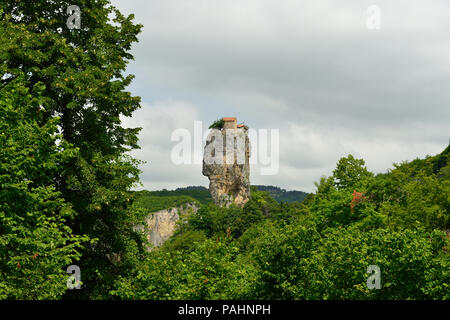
[202,118,250,207]
[135,202,198,250]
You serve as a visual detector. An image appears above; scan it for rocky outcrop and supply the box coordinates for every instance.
[202,119,250,207]
[135,202,198,250]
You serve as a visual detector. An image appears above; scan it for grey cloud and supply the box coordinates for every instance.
[113,0,450,192]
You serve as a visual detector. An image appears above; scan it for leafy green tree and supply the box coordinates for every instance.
[379,171,449,230]
[188,204,216,237]
[303,227,449,299]
[0,74,88,299]
[112,237,255,300]
[248,220,321,299]
[1,0,144,298]
[163,230,207,253]
[366,149,449,231]
[169,238,254,299]
[187,191,279,239]
[333,155,373,190]
[307,156,375,229]
[246,219,448,299]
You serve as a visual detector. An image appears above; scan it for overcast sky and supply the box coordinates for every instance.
[111,0,450,192]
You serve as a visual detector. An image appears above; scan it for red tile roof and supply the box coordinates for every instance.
[223,117,237,121]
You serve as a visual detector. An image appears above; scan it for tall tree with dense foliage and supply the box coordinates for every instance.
[1,1,144,298]
[0,71,89,299]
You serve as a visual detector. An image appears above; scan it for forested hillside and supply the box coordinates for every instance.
[113,145,450,300]
[138,187,212,205]
[253,185,308,203]
[132,190,200,213]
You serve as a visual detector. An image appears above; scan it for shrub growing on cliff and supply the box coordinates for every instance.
[208,118,225,129]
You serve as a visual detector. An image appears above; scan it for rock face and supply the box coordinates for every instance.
[135,203,198,250]
[202,118,250,207]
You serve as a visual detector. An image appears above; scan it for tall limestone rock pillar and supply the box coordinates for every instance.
[202,117,250,207]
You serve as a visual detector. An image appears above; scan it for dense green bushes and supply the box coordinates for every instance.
[187,190,281,238]
[111,237,255,299]
[0,76,88,299]
[116,146,449,300]
[249,225,448,299]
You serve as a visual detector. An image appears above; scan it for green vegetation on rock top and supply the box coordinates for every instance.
[133,190,199,213]
[208,118,225,129]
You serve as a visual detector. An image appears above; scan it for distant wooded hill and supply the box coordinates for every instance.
[252,185,308,203]
[134,185,308,211]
